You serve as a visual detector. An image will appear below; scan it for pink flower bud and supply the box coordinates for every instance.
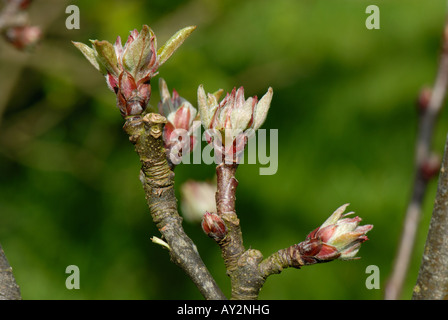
[296,239,340,264]
[181,180,217,223]
[3,25,41,50]
[115,71,149,117]
[201,212,227,242]
[298,204,373,263]
[158,78,198,163]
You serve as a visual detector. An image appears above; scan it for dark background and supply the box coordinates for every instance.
[0,0,446,299]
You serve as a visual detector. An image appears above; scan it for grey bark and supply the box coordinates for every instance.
[0,244,21,300]
[413,132,448,300]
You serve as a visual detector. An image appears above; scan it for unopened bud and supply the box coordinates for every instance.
[201,212,227,242]
[417,87,432,113]
[297,204,373,264]
[180,180,217,223]
[3,25,41,50]
[73,25,195,118]
[158,78,198,163]
[421,153,441,181]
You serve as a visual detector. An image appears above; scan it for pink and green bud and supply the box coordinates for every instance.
[158,78,198,165]
[73,25,196,118]
[198,85,273,133]
[297,204,373,264]
[201,212,227,242]
[197,85,273,163]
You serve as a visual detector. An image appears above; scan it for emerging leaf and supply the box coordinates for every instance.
[91,40,120,76]
[157,26,196,66]
[122,25,153,78]
[252,87,273,130]
[72,41,101,72]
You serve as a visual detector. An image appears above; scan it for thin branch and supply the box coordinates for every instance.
[123,113,226,300]
[214,163,267,300]
[385,18,448,300]
[215,163,245,272]
[259,246,304,278]
[210,163,366,300]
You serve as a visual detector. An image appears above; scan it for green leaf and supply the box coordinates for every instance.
[91,40,119,76]
[321,203,350,229]
[72,41,101,72]
[212,89,224,102]
[157,26,196,66]
[253,87,273,130]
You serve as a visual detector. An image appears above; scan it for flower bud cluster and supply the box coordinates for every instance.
[296,204,373,264]
[198,85,273,163]
[73,25,195,118]
[158,78,198,164]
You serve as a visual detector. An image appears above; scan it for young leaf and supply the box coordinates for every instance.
[122,25,153,77]
[157,26,196,66]
[231,97,254,131]
[72,41,101,72]
[198,85,219,129]
[158,78,175,116]
[253,87,273,130]
[91,40,120,76]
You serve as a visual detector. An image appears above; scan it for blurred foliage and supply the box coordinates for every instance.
[0,0,447,299]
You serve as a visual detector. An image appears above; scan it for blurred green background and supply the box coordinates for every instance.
[0,0,447,299]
